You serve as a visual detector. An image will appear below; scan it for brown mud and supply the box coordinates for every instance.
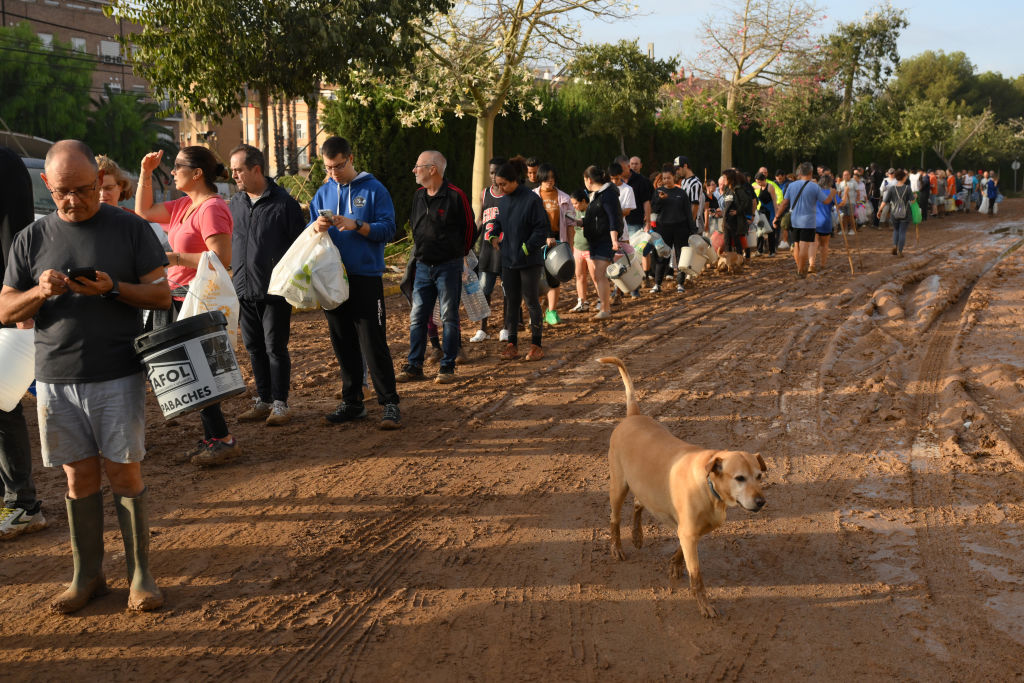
[3,201,1024,680]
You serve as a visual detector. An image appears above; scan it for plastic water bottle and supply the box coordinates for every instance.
[650,231,670,258]
[461,266,491,322]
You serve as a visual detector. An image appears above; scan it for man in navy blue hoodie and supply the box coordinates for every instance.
[310,136,401,429]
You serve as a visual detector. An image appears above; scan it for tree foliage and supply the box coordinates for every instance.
[0,22,93,141]
[85,84,177,170]
[687,0,821,170]
[567,40,678,155]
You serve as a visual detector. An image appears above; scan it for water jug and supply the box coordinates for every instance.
[0,328,34,411]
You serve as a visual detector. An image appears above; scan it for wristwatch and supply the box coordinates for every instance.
[355,219,364,231]
[102,276,120,300]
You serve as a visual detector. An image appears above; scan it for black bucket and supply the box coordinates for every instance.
[133,311,245,419]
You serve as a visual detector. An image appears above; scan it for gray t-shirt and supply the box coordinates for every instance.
[4,204,168,383]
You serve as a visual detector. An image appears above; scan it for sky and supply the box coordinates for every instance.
[576,0,1021,79]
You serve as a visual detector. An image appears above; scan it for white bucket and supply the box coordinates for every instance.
[0,328,34,411]
[678,247,708,277]
[133,311,246,419]
[606,251,644,294]
[688,234,715,261]
[747,225,758,248]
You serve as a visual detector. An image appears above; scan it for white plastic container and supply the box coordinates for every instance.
[0,328,34,411]
[606,251,644,294]
[677,247,708,277]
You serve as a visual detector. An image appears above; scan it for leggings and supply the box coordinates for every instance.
[653,222,688,285]
[502,265,543,347]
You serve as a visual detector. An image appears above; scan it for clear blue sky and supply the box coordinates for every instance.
[577,0,1021,79]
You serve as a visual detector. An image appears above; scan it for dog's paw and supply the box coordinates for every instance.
[668,563,685,580]
[698,601,719,619]
[631,528,644,549]
[610,544,626,561]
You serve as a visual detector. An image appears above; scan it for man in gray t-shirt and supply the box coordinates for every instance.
[0,140,170,615]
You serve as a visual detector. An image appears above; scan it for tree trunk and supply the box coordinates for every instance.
[273,99,284,177]
[471,111,496,218]
[720,87,736,170]
[838,138,853,174]
[619,133,626,158]
[286,99,298,175]
[258,88,270,168]
[305,81,320,162]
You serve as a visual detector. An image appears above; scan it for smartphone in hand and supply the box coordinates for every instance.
[66,267,97,283]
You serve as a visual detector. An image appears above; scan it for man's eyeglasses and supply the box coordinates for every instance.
[48,181,97,200]
[412,163,436,170]
[325,159,349,172]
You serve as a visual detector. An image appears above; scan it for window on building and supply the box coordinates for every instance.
[99,40,121,63]
[295,120,306,140]
[70,37,87,53]
[37,33,53,50]
[246,124,256,143]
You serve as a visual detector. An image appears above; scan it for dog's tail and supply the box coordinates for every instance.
[598,356,640,416]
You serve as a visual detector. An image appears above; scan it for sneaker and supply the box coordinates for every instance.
[396,365,426,382]
[593,310,612,320]
[649,284,661,293]
[427,347,443,363]
[325,402,368,424]
[498,329,510,342]
[629,290,640,299]
[265,400,290,426]
[570,299,588,313]
[380,403,402,430]
[469,329,489,343]
[435,368,457,384]
[847,229,855,235]
[186,439,211,458]
[0,506,47,540]
[191,438,242,466]
[524,344,544,361]
[675,284,685,293]
[238,398,272,422]
[500,342,519,361]
[544,309,562,326]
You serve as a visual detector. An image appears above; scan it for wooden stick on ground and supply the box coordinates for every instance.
[838,219,855,274]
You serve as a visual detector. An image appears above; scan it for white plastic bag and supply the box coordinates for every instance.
[178,251,239,340]
[268,225,349,310]
[979,196,989,214]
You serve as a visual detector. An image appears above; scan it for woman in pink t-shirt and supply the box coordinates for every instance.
[136,146,238,466]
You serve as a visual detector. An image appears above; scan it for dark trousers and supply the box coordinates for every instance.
[918,193,929,221]
[870,196,881,226]
[239,296,292,403]
[0,401,37,511]
[654,222,688,285]
[477,270,502,332]
[502,265,543,347]
[170,298,229,439]
[324,274,399,406]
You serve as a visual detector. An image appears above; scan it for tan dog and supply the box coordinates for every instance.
[716,251,744,274]
[598,356,767,618]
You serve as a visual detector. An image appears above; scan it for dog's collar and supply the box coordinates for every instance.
[707,475,723,502]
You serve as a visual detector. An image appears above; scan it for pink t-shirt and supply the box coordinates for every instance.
[164,195,232,290]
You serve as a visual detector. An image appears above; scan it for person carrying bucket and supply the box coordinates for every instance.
[0,140,171,613]
[136,146,242,466]
[533,164,575,326]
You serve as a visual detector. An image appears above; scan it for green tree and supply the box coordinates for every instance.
[822,5,907,171]
[109,0,447,164]
[0,22,92,141]
[888,50,976,107]
[85,84,177,170]
[354,0,632,216]
[757,74,838,168]
[567,40,678,156]
[687,0,821,170]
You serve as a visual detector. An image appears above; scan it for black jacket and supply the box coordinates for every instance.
[230,178,305,300]
[485,184,549,270]
[651,186,690,226]
[411,179,475,265]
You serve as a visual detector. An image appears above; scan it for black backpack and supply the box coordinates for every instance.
[583,195,611,243]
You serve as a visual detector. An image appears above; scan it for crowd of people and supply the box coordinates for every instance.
[0,134,1008,617]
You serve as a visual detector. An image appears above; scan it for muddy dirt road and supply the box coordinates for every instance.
[3,203,1024,681]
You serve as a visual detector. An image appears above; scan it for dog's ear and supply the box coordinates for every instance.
[755,453,767,472]
[705,456,722,475]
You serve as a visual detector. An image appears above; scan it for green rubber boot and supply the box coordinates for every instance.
[114,488,164,611]
[51,492,109,614]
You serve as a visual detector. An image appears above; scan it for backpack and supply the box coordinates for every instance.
[891,185,909,220]
[583,195,611,243]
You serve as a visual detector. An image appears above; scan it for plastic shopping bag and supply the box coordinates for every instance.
[978,196,989,214]
[178,250,240,340]
[910,201,923,224]
[269,225,349,310]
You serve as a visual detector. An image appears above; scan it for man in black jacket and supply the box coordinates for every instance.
[0,145,44,541]
[398,150,475,384]
[228,145,305,426]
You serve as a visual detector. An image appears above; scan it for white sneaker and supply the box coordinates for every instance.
[266,400,291,426]
[847,229,855,235]
[498,329,510,342]
[649,284,661,293]
[570,299,587,313]
[469,329,489,342]
[0,506,47,539]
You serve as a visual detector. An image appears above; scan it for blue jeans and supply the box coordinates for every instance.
[409,258,463,370]
[892,218,909,252]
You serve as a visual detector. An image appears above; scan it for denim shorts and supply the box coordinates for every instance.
[36,372,147,467]
[589,241,613,261]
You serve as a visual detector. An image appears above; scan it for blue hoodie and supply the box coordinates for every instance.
[308,171,397,277]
